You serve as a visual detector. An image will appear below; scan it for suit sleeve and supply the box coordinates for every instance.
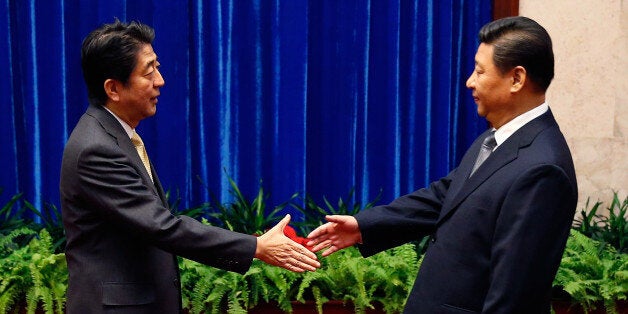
[482,164,577,313]
[355,171,454,257]
[74,142,256,273]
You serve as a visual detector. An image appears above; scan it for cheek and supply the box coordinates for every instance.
[474,79,487,96]
[477,77,499,94]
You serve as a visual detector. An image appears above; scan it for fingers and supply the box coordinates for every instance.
[280,238,320,271]
[280,243,320,272]
[259,214,359,270]
[309,239,332,253]
[321,245,339,257]
[296,244,320,269]
[256,216,324,272]
[291,255,319,272]
[324,215,348,223]
[306,222,331,239]
[284,260,314,273]
[300,244,319,261]
[306,220,341,251]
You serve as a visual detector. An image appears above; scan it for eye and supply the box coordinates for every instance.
[144,63,161,77]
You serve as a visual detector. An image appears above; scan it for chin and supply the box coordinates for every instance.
[476,109,484,118]
[147,107,157,117]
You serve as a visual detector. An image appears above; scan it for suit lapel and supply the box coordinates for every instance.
[436,110,558,225]
[151,171,169,207]
[86,105,163,199]
[437,129,492,220]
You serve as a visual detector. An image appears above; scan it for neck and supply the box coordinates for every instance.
[104,103,139,128]
[491,93,545,129]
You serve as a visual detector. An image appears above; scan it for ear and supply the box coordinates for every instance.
[510,66,526,93]
[104,79,121,102]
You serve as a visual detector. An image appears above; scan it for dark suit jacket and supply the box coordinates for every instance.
[60,104,257,313]
[356,110,577,313]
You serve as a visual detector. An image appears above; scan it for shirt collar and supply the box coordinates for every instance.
[493,102,549,147]
[103,106,135,139]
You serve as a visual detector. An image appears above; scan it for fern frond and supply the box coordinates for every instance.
[296,271,330,302]
[0,283,21,314]
[310,286,328,314]
[555,230,628,309]
[226,296,247,314]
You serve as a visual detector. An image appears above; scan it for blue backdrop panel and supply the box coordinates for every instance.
[0,0,491,221]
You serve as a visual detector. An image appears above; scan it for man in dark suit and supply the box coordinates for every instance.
[60,20,319,313]
[307,16,578,313]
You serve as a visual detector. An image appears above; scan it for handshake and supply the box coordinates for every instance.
[255,214,361,273]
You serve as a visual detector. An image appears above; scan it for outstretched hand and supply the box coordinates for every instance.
[255,214,320,272]
[306,215,362,257]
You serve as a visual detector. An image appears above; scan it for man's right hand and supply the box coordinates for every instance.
[306,215,362,257]
[255,214,320,272]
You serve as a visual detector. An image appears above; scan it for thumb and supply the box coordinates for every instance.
[270,214,291,234]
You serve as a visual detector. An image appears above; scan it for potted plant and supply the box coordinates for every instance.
[0,228,67,314]
[3,186,625,314]
[552,230,628,314]
[179,243,419,314]
[573,192,627,254]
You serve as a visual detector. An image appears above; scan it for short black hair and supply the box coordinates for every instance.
[479,16,554,92]
[81,19,155,106]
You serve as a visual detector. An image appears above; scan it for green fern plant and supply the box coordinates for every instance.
[0,227,38,312]
[367,244,421,313]
[553,229,628,313]
[179,258,299,314]
[179,243,419,314]
[295,244,419,314]
[0,228,67,314]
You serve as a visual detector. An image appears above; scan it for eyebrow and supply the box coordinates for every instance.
[142,56,159,73]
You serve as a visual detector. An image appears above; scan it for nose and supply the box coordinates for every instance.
[465,72,474,89]
[154,68,165,87]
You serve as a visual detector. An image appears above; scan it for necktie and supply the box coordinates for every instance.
[131,131,154,182]
[470,131,497,177]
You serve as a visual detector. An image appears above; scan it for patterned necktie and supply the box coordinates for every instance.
[470,131,497,177]
[131,131,154,182]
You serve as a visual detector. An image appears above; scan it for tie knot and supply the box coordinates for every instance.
[482,131,497,150]
[131,132,144,148]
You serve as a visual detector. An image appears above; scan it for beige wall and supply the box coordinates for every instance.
[519,0,628,212]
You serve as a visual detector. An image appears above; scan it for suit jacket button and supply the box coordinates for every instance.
[173,278,179,287]
[430,236,436,243]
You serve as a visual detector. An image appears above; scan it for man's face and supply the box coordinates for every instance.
[465,43,512,127]
[117,44,165,126]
